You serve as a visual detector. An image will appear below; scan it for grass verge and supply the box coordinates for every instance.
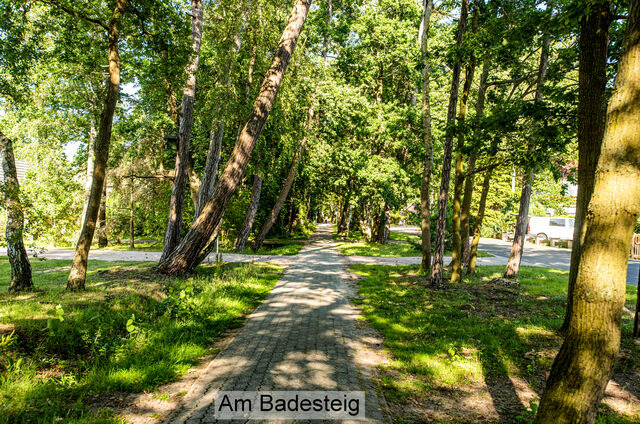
[350,264,640,423]
[0,258,281,423]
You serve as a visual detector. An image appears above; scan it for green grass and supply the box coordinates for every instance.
[388,231,421,243]
[0,258,281,423]
[350,264,640,423]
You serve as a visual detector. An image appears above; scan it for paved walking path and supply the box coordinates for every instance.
[164,224,385,423]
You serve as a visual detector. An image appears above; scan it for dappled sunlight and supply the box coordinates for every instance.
[352,262,640,423]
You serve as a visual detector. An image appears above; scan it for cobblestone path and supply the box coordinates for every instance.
[165,224,385,423]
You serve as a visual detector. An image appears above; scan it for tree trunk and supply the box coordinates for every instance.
[67,0,128,291]
[235,174,262,251]
[431,0,468,286]
[163,53,199,211]
[534,2,640,420]
[462,62,489,267]
[503,33,550,279]
[419,0,434,274]
[337,190,351,235]
[504,170,533,278]
[253,136,307,250]
[344,205,353,238]
[97,182,108,247]
[560,0,611,334]
[160,0,204,262]
[196,121,223,218]
[450,5,477,283]
[373,206,391,244]
[0,132,33,292]
[155,0,312,275]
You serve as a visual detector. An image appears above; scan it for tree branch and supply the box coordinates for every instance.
[35,0,109,30]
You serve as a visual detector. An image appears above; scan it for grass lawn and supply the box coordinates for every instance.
[0,258,281,423]
[350,264,640,423]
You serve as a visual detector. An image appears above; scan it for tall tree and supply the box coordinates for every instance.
[431,0,469,286]
[67,0,128,290]
[450,2,478,283]
[560,0,612,333]
[0,132,33,292]
[418,0,434,274]
[504,31,551,279]
[534,1,640,420]
[155,0,313,275]
[160,0,204,262]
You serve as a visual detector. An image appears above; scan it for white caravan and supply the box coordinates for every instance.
[527,216,575,241]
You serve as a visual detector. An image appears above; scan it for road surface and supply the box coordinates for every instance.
[391,225,640,286]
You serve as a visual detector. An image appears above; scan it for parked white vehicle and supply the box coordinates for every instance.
[527,216,575,240]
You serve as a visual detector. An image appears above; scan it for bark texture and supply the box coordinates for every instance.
[561,0,611,333]
[504,33,550,279]
[419,0,434,274]
[504,170,534,278]
[235,174,262,252]
[160,0,204,262]
[450,8,477,282]
[534,2,640,421]
[155,0,312,275]
[431,0,468,286]
[0,132,33,292]
[67,0,128,290]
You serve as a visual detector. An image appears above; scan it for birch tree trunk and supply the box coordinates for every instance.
[67,0,128,290]
[419,0,434,274]
[156,0,312,275]
[431,0,468,286]
[504,32,551,279]
[0,132,33,292]
[235,174,262,251]
[560,0,611,333]
[160,0,204,262]
[534,2,640,420]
